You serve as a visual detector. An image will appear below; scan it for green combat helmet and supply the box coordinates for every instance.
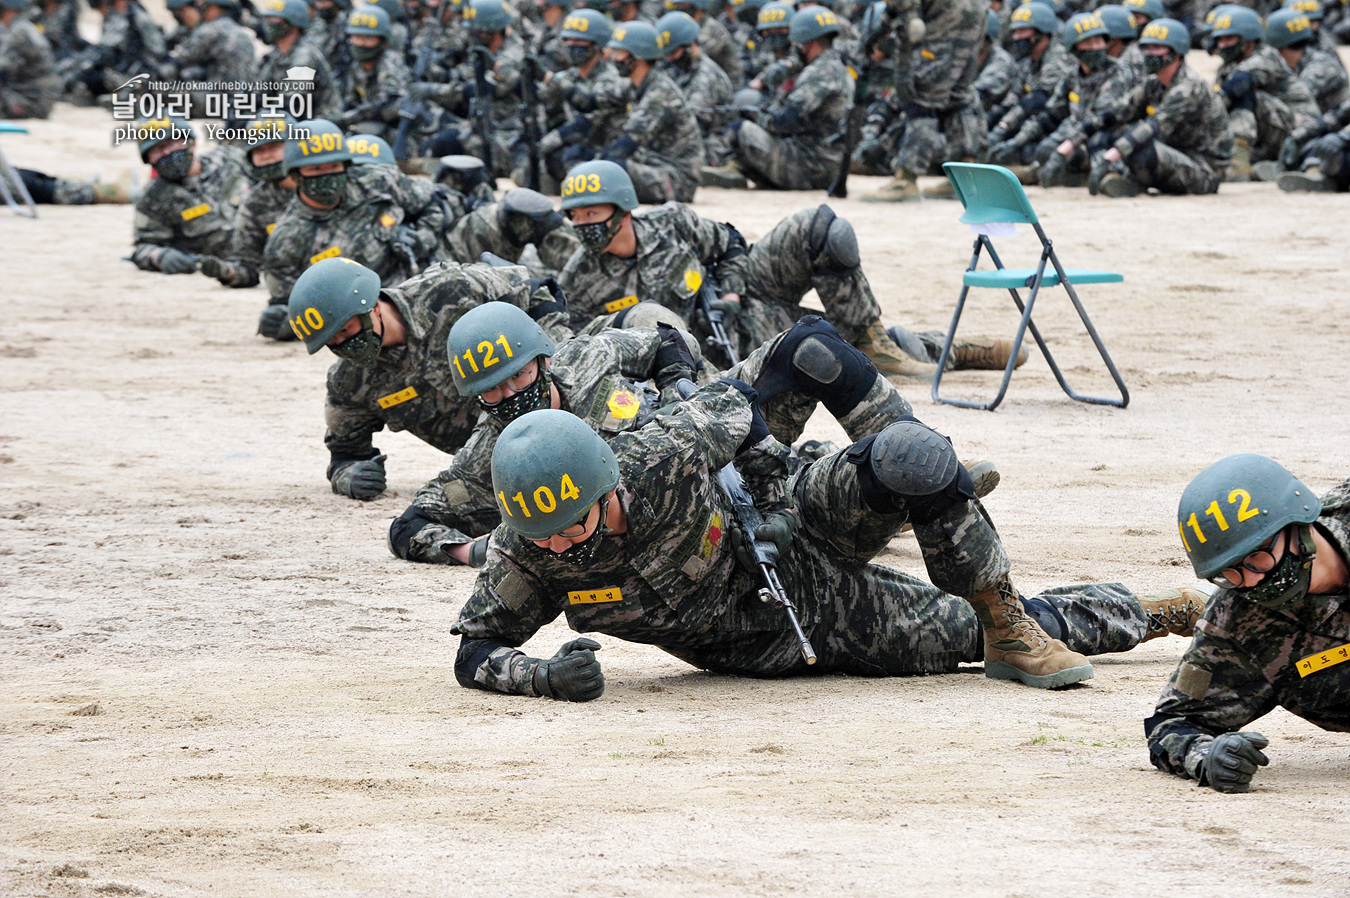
[1138,17,1190,56]
[1265,8,1316,48]
[464,0,513,32]
[1063,11,1109,49]
[284,118,353,174]
[346,4,392,37]
[561,7,613,45]
[347,133,396,165]
[1283,0,1324,21]
[1176,454,1322,581]
[133,116,193,163]
[1009,2,1061,37]
[491,409,621,541]
[447,302,557,422]
[1121,0,1164,24]
[788,6,840,43]
[560,159,639,252]
[607,21,668,60]
[656,11,701,49]
[287,257,382,355]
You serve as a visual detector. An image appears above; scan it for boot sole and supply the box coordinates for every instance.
[1276,173,1328,193]
[985,660,1094,689]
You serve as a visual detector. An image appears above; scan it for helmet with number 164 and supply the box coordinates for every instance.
[1176,454,1322,580]
[287,257,381,353]
[447,302,556,397]
[492,409,621,540]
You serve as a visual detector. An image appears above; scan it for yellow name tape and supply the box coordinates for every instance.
[377,386,418,409]
[605,295,639,314]
[310,245,342,264]
[1297,643,1350,678]
[568,587,624,605]
[181,203,211,221]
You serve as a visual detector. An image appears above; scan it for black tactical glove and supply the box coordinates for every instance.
[532,638,605,701]
[257,303,297,340]
[988,138,1023,166]
[987,125,1009,146]
[730,509,796,571]
[653,323,698,386]
[1310,131,1347,157]
[158,247,198,274]
[1279,136,1303,171]
[1087,153,1126,196]
[1197,732,1270,793]
[1038,151,1069,188]
[716,378,768,454]
[331,454,388,500]
[467,534,490,567]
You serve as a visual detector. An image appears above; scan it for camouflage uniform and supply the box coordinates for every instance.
[730,45,852,189]
[1116,41,1146,80]
[1145,478,1350,783]
[669,51,734,165]
[614,67,704,203]
[255,35,340,120]
[989,42,1078,163]
[323,261,553,480]
[426,31,530,177]
[131,146,251,271]
[338,43,411,138]
[890,0,987,176]
[263,163,457,303]
[537,56,633,182]
[304,7,354,94]
[69,0,166,100]
[444,198,581,275]
[451,382,1147,692]
[221,178,294,289]
[170,15,257,84]
[1020,56,1139,173]
[35,0,85,63]
[973,41,1019,121]
[1106,61,1234,194]
[1,168,95,204]
[698,12,744,87]
[0,14,61,118]
[1217,44,1320,162]
[1295,45,1350,114]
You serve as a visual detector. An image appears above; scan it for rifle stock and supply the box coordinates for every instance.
[470,45,498,190]
[697,283,740,368]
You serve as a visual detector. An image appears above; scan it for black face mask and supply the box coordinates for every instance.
[555,496,612,567]
[253,160,286,182]
[1218,41,1245,65]
[263,19,293,44]
[479,364,552,423]
[329,312,383,367]
[153,148,194,182]
[614,54,637,77]
[350,42,384,62]
[1237,525,1317,613]
[666,48,695,73]
[1142,50,1172,74]
[299,170,347,206]
[1011,37,1035,59]
[567,43,596,66]
[574,210,624,254]
[1076,48,1107,71]
[317,4,337,20]
[762,32,788,56]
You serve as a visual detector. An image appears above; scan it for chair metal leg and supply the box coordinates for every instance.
[1041,240,1129,408]
[0,143,38,218]
[932,237,989,409]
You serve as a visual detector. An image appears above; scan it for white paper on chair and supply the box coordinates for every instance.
[969,222,1018,237]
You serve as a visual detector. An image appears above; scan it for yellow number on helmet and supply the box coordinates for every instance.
[586,173,600,191]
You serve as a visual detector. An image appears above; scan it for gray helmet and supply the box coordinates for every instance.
[133,116,193,162]
[287,257,382,353]
[561,7,612,43]
[370,0,403,21]
[284,119,352,173]
[788,6,840,43]
[347,133,396,164]
[1008,2,1060,36]
[1095,5,1137,41]
[1062,11,1109,48]
[666,0,714,9]
[1283,0,1324,22]
[1176,454,1321,580]
[1266,8,1316,48]
[0,0,32,10]
[165,0,194,8]
[447,301,556,397]
[984,8,1000,41]
[560,159,639,211]
[259,0,309,27]
[465,0,513,32]
[1209,5,1261,41]
[491,409,621,540]
[346,4,391,35]
[607,21,666,59]
[1121,0,1164,23]
[1137,17,1189,55]
[755,1,791,31]
[656,10,700,49]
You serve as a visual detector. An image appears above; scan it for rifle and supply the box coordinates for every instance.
[518,54,543,191]
[393,226,423,276]
[676,379,816,666]
[697,281,739,368]
[394,16,440,161]
[828,14,890,199]
[469,44,498,190]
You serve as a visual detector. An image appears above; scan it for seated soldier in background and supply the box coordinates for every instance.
[0,0,61,119]
[129,118,251,275]
[200,118,297,290]
[1276,95,1350,192]
[283,257,564,500]
[656,12,734,169]
[445,187,582,275]
[334,5,409,138]
[1147,455,1349,794]
[254,0,341,120]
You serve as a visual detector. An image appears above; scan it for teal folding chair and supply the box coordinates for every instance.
[0,122,38,218]
[931,162,1128,411]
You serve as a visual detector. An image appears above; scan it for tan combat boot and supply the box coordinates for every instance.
[951,338,1030,370]
[969,581,1094,688]
[855,320,938,378]
[1099,171,1142,197]
[1229,138,1253,181]
[1138,587,1208,643]
[1277,166,1329,193]
[861,168,921,202]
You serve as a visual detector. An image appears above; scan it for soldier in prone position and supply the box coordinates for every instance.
[283,256,566,500]
[1147,455,1350,793]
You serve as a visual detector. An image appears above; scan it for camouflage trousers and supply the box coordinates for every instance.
[625,152,698,204]
[672,443,1147,677]
[0,86,55,120]
[730,121,840,190]
[893,34,985,174]
[3,168,95,204]
[1125,140,1222,195]
[1228,94,1298,162]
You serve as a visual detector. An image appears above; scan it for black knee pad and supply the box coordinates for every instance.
[388,505,436,559]
[752,315,875,416]
[1128,140,1160,177]
[18,169,56,204]
[427,130,469,158]
[845,419,975,523]
[806,205,860,273]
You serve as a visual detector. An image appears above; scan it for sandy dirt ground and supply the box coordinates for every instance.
[3,89,1350,897]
